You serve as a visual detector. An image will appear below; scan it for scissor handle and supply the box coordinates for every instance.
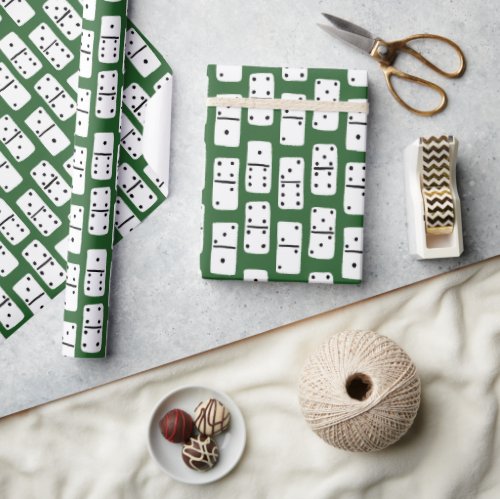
[390,33,466,78]
[371,34,466,78]
[380,65,448,117]
[371,34,466,116]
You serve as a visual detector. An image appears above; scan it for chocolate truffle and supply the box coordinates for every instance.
[194,398,231,436]
[159,409,193,443]
[182,435,219,472]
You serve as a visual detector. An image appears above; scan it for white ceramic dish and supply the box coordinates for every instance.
[147,386,246,484]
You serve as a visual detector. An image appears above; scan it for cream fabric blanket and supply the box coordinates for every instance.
[1,257,499,499]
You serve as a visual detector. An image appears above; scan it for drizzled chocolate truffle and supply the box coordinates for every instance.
[182,435,219,471]
[159,409,194,443]
[194,398,231,436]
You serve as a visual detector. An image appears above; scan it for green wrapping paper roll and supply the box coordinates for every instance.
[0,0,173,345]
[62,0,128,358]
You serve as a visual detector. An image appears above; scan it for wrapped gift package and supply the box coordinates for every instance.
[200,65,369,284]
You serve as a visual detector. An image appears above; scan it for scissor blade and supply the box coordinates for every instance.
[320,13,376,54]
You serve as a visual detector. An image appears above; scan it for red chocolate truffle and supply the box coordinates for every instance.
[159,409,194,443]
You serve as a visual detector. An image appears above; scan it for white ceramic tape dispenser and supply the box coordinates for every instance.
[404,135,463,259]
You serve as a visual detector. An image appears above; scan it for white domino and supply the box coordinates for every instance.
[313,79,340,131]
[311,144,338,196]
[347,69,368,87]
[43,0,82,41]
[214,94,241,147]
[248,73,274,125]
[0,63,31,110]
[84,249,106,297]
[22,239,65,289]
[346,101,368,152]
[81,303,104,354]
[114,196,140,236]
[308,207,336,260]
[215,65,242,82]
[62,321,76,357]
[79,29,94,78]
[31,160,71,207]
[243,269,268,282]
[280,93,306,146]
[342,227,364,280]
[72,146,87,195]
[98,15,121,63]
[95,70,118,118]
[282,67,308,81]
[344,162,366,215]
[212,158,239,210]
[91,133,114,180]
[0,32,42,79]
[143,164,168,196]
[308,272,334,284]
[0,286,24,331]
[81,0,95,20]
[278,157,304,210]
[75,88,91,137]
[34,73,76,121]
[276,221,302,274]
[0,150,22,192]
[88,187,111,236]
[0,242,18,277]
[16,189,62,237]
[0,197,29,245]
[125,27,161,78]
[29,23,74,70]
[210,222,238,275]
[0,114,35,162]
[0,0,34,26]
[123,83,149,124]
[117,163,157,212]
[63,151,74,177]
[244,201,270,254]
[64,262,80,311]
[245,141,272,194]
[25,107,70,156]
[13,274,49,313]
[120,115,142,160]
[153,73,172,93]
[68,204,83,254]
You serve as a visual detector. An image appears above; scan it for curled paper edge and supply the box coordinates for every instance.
[142,77,173,196]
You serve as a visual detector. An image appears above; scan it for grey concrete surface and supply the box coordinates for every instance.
[1,0,499,418]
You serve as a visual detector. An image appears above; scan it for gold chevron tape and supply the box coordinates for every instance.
[420,135,455,235]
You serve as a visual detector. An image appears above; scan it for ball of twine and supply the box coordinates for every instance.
[299,330,421,452]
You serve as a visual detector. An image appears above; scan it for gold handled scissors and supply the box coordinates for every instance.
[318,13,466,116]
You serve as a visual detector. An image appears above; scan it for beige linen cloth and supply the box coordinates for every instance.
[1,257,500,499]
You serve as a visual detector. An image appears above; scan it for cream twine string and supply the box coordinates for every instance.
[206,96,369,114]
[299,330,421,452]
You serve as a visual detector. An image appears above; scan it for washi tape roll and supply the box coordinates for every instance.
[62,0,128,358]
[420,135,455,235]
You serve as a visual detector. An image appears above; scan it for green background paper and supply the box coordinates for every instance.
[0,0,172,346]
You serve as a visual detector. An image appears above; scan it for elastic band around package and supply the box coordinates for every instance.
[207,96,369,114]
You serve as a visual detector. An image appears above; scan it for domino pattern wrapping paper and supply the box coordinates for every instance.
[0,0,173,355]
[200,65,368,284]
[61,0,127,359]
